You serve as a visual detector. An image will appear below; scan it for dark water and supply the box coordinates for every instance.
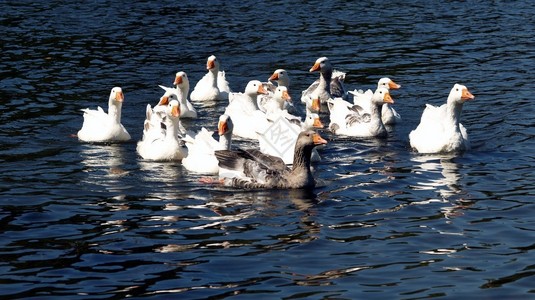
[1,1,534,299]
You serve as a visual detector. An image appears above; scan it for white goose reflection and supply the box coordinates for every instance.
[154,188,321,253]
[79,143,129,193]
[137,160,184,199]
[411,155,471,219]
[411,155,461,199]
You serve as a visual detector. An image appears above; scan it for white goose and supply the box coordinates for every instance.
[190,55,231,101]
[136,100,188,161]
[353,77,402,125]
[301,57,346,104]
[78,87,131,143]
[158,71,197,119]
[409,84,475,153]
[224,80,271,139]
[182,114,234,174]
[328,87,394,137]
[257,69,290,112]
[149,91,189,137]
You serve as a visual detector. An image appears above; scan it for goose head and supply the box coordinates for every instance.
[303,113,324,129]
[269,69,290,87]
[245,80,269,97]
[109,87,124,104]
[309,57,332,73]
[218,114,234,136]
[448,84,475,104]
[377,77,401,90]
[206,55,221,72]
[173,71,190,90]
[157,90,179,106]
[274,86,292,105]
[372,87,394,106]
[296,130,328,152]
[167,99,181,119]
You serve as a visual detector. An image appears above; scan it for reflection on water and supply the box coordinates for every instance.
[79,143,130,193]
[411,155,461,199]
[410,155,474,220]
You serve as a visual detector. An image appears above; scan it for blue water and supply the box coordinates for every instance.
[1,1,534,299]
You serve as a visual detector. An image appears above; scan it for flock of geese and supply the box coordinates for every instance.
[77,55,475,189]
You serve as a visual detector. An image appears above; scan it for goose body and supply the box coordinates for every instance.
[215,131,327,189]
[353,77,402,125]
[182,114,233,174]
[190,55,230,101]
[136,100,188,161]
[409,84,475,153]
[301,57,346,104]
[78,87,131,143]
[224,80,271,139]
[329,88,394,137]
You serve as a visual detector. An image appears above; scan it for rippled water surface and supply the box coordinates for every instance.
[1,1,534,299]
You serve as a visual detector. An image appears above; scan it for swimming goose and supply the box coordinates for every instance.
[136,100,188,161]
[409,84,475,153]
[190,55,230,101]
[258,69,292,112]
[182,114,234,174]
[149,90,189,137]
[301,57,346,104]
[302,93,322,114]
[215,131,327,189]
[78,87,131,143]
[158,71,197,119]
[224,80,271,139]
[329,87,393,137]
[352,77,401,125]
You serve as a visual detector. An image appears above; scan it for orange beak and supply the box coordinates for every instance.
[383,92,394,104]
[207,58,215,70]
[174,75,183,85]
[461,88,475,101]
[218,121,228,135]
[312,133,328,145]
[116,91,124,102]
[312,117,324,128]
[311,97,321,112]
[282,90,292,102]
[388,80,401,90]
[159,95,170,106]
[257,84,268,95]
[309,62,321,72]
[268,72,279,81]
[171,104,180,117]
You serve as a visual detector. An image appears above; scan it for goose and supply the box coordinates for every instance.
[190,55,230,101]
[182,114,234,174]
[409,84,475,153]
[158,71,197,119]
[214,131,327,189]
[352,77,402,125]
[148,90,189,137]
[302,92,322,114]
[258,69,290,111]
[224,80,271,139]
[262,86,304,127]
[78,87,131,143]
[301,57,346,104]
[136,99,188,161]
[328,87,394,137]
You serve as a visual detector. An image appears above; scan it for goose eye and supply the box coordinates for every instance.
[456,88,459,91]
